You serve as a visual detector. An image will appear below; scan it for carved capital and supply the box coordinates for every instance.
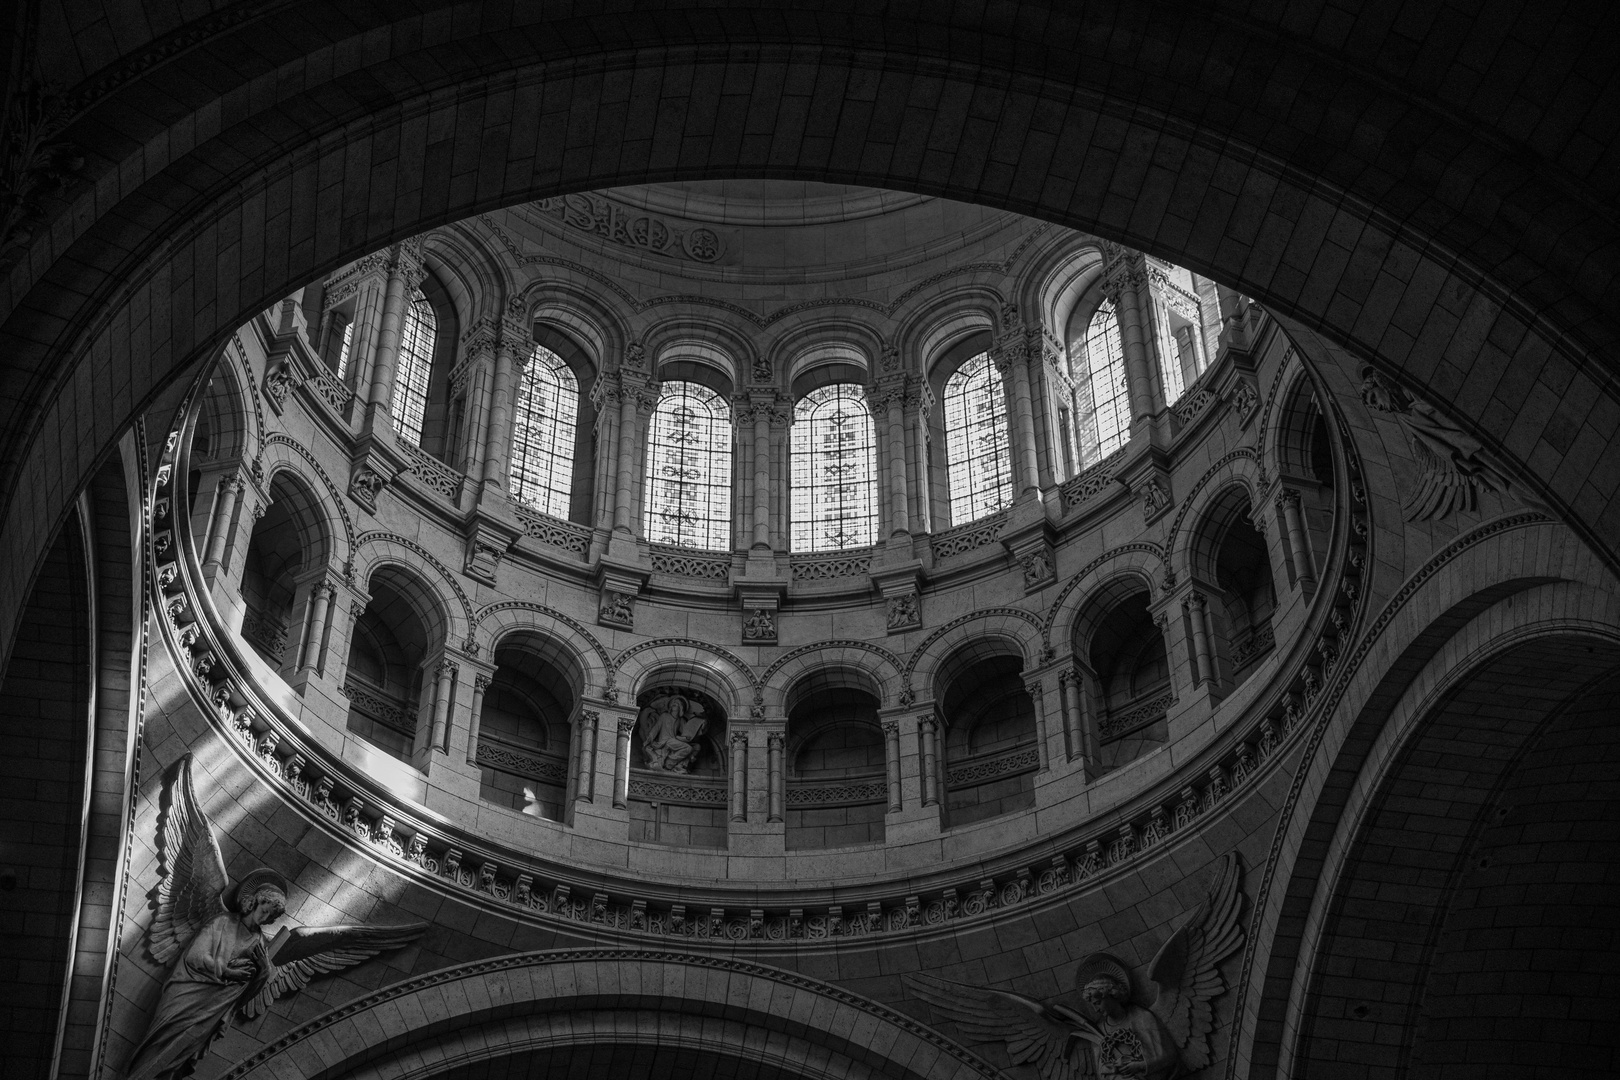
[617,717,636,735]
[473,673,492,692]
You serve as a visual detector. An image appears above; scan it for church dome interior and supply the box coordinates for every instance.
[1,4,1617,1078]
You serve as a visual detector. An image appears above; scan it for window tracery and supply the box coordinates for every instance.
[644,380,734,550]
[1081,300,1129,460]
[942,353,1013,524]
[790,383,877,551]
[393,291,437,445]
[508,346,578,518]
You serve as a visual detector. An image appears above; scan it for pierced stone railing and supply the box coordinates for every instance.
[310,367,354,414]
[1059,447,1125,513]
[928,511,1007,560]
[402,443,464,500]
[1099,689,1177,741]
[339,681,415,735]
[240,611,288,662]
[513,505,591,556]
[476,740,569,784]
[627,774,728,804]
[649,543,731,580]
[785,774,887,806]
[945,746,1040,789]
[1230,623,1277,670]
[1172,385,1219,424]
[791,547,873,581]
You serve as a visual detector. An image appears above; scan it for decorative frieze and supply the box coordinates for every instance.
[531,192,725,264]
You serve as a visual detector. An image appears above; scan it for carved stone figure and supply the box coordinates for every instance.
[349,466,387,510]
[636,691,708,772]
[886,593,920,630]
[905,853,1244,1080]
[1141,478,1169,520]
[1019,548,1055,590]
[126,755,426,1080]
[742,606,776,641]
[1360,368,1512,520]
[599,589,635,627]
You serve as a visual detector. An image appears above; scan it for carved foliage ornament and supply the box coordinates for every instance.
[905,854,1244,1080]
[127,755,425,1080]
[0,77,86,267]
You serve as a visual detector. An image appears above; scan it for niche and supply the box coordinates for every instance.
[342,568,432,764]
[1086,590,1171,773]
[627,686,728,849]
[476,644,575,822]
[939,651,1039,827]
[785,683,886,851]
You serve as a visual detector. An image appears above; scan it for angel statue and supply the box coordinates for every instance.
[905,853,1244,1080]
[125,755,427,1080]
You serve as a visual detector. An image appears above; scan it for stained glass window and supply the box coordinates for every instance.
[334,318,354,382]
[1083,300,1130,458]
[790,384,877,551]
[644,381,733,550]
[943,353,1013,524]
[508,346,578,518]
[393,291,436,445]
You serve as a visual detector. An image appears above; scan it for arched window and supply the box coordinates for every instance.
[644,380,733,550]
[508,346,578,518]
[942,352,1013,523]
[1082,300,1130,458]
[790,384,877,551]
[393,290,437,445]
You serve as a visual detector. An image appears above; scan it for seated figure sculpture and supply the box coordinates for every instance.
[637,691,708,772]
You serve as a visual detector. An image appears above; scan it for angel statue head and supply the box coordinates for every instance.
[233,867,288,927]
[1076,954,1135,1018]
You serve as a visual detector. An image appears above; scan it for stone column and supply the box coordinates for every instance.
[875,378,911,537]
[613,717,634,810]
[573,709,599,803]
[918,716,940,807]
[767,731,785,823]
[993,339,1042,499]
[729,732,748,823]
[427,659,457,754]
[465,673,490,765]
[612,376,655,533]
[1058,669,1086,764]
[203,476,241,571]
[452,331,497,477]
[908,387,933,535]
[481,339,521,489]
[1107,259,1158,424]
[1023,675,1051,771]
[1185,592,1215,687]
[365,243,419,421]
[1277,488,1316,589]
[299,581,333,673]
[749,400,773,549]
[884,720,903,813]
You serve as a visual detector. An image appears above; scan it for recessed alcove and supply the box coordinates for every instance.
[1080,586,1172,775]
[343,568,435,764]
[628,686,729,849]
[937,649,1039,827]
[785,682,887,850]
[476,645,575,821]
[239,471,327,679]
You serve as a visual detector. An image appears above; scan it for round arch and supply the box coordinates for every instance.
[476,602,612,700]
[1235,514,1615,1079]
[349,539,472,655]
[762,640,905,711]
[614,639,757,716]
[223,949,1002,1080]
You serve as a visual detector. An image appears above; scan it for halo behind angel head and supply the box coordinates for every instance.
[1074,952,1134,1000]
[234,867,290,912]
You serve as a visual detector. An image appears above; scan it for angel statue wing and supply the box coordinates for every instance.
[1144,852,1245,1071]
[904,972,1096,1080]
[241,919,429,1019]
[149,754,230,965]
